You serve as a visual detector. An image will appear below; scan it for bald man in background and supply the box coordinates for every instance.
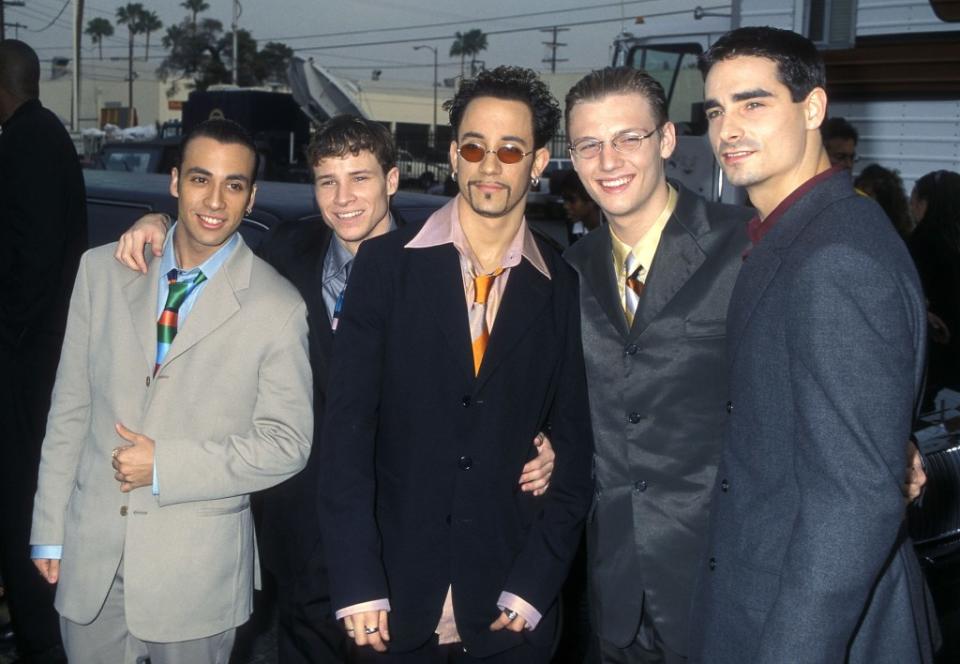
[0,39,87,664]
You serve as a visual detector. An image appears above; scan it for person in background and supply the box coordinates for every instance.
[821,116,859,169]
[558,169,604,245]
[908,169,960,408]
[854,164,913,239]
[0,39,87,664]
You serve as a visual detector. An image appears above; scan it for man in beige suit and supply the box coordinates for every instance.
[30,118,313,664]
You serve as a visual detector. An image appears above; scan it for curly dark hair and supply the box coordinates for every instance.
[442,66,561,149]
[305,114,397,175]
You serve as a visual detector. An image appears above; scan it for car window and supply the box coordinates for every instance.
[102,151,156,173]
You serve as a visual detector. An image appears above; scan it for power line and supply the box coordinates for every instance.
[292,7,729,53]
[28,0,70,32]
[260,0,654,42]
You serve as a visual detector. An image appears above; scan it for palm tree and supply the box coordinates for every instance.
[116,3,145,117]
[85,17,114,60]
[450,29,488,79]
[181,0,210,30]
[141,10,162,60]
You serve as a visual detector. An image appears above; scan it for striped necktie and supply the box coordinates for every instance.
[155,268,206,375]
[470,268,504,376]
[624,253,644,327]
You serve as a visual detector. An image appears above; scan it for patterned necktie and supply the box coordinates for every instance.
[470,267,504,376]
[624,253,645,327]
[155,268,207,375]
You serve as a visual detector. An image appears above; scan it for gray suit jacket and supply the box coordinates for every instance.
[690,170,939,663]
[31,239,312,642]
[565,183,751,652]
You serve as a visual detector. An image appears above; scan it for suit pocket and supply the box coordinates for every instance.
[684,318,726,339]
[196,498,249,517]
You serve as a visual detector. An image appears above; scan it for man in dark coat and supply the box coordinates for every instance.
[318,67,593,662]
[0,39,87,664]
[561,67,752,664]
[690,26,938,663]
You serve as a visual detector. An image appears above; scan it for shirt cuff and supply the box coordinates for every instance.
[335,599,391,621]
[31,545,63,560]
[497,591,542,630]
[152,463,159,495]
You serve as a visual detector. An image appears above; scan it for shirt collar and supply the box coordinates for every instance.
[160,222,240,281]
[747,165,843,248]
[406,196,551,279]
[323,213,397,283]
[610,183,677,276]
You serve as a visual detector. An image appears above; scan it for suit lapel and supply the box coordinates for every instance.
[157,240,249,372]
[415,244,476,383]
[570,229,629,338]
[630,212,706,338]
[123,253,163,373]
[476,258,551,390]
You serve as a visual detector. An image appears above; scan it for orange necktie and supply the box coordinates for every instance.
[471,268,504,375]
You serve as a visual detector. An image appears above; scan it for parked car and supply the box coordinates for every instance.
[83,169,447,249]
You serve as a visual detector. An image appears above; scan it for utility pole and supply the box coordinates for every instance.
[1,1,26,41]
[414,45,438,149]
[231,0,241,85]
[7,21,25,38]
[540,26,569,74]
[72,0,84,131]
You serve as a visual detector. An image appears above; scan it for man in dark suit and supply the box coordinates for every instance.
[562,67,752,663]
[690,27,938,663]
[0,39,86,664]
[318,66,593,662]
[114,114,557,664]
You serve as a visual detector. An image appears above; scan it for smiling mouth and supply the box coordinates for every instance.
[335,210,365,220]
[597,175,634,191]
[722,149,754,163]
[196,213,225,228]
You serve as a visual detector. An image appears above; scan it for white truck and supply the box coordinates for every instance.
[611,0,960,203]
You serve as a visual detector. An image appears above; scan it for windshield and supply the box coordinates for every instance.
[627,44,705,134]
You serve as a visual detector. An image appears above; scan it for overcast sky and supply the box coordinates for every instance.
[14,0,725,85]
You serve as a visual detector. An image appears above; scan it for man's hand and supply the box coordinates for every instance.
[33,559,60,584]
[343,610,390,652]
[519,432,555,496]
[112,423,156,492]
[489,609,528,633]
[904,439,927,504]
[114,213,170,273]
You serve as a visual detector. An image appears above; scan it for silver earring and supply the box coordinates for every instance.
[451,171,457,182]
[531,175,540,187]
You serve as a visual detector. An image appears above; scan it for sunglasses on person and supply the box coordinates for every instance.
[457,142,534,164]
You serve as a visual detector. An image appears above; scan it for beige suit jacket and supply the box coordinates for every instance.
[30,238,312,642]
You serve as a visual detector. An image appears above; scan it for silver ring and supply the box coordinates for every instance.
[506,609,518,621]
[363,625,379,635]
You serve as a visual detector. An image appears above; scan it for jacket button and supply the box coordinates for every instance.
[445,514,452,525]
[120,506,128,516]
[458,455,473,471]
[720,479,730,492]
[145,376,151,387]
[708,557,717,571]
[461,395,471,408]
[625,343,639,356]
[725,400,733,414]
[634,480,647,493]
[628,412,643,424]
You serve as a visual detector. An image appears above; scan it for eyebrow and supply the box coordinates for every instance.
[185,166,250,184]
[461,131,529,147]
[703,88,774,111]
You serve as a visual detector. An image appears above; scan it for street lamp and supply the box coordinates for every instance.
[414,45,438,149]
